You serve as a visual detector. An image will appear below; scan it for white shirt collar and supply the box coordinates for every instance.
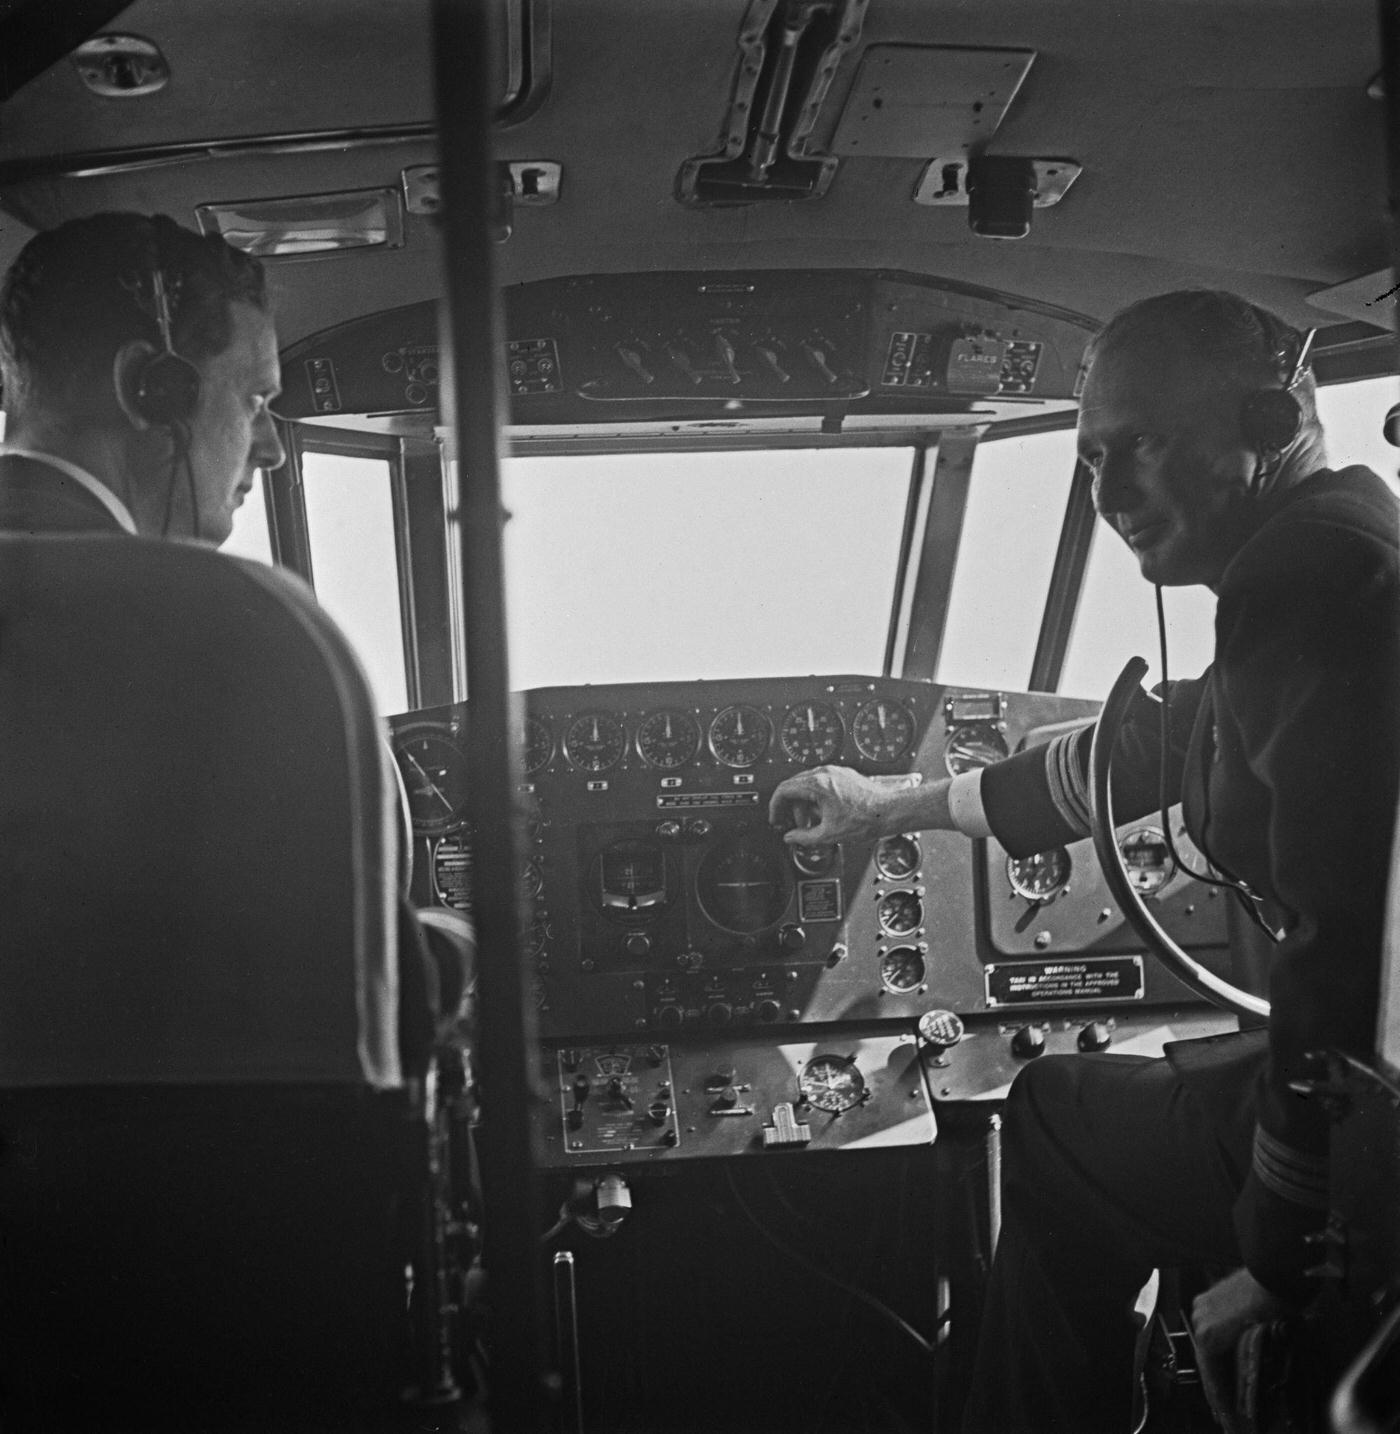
[0,447,139,535]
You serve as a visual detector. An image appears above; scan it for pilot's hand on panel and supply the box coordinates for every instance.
[768,765,915,847]
[1189,1266,1292,1434]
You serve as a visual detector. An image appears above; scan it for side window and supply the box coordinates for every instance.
[222,478,273,564]
[1059,529,1216,698]
[301,449,409,714]
[935,428,1077,692]
[1315,374,1398,494]
[1058,375,1398,698]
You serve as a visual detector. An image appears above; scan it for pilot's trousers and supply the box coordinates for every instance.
[960,1051,1255,1434]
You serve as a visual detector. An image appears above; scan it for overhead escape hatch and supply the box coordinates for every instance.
[680,5,1080,233]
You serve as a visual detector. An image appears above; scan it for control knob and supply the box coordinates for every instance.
[1077,1021,1113,1052]
[1010,1025,1046,1060]
[918,1009,965,1054]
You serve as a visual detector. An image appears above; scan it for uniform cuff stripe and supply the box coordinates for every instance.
[1253,1127,1329,1210]
[1045,730,1093,836]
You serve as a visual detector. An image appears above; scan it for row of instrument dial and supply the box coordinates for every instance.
[525,697,919,775]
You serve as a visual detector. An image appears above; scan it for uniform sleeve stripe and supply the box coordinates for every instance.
[1253,1127,1329,1209]
[1044,730,1093,837]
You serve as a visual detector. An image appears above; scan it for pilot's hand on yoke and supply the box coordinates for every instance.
[1189,1266,1294,1434]
[768,765,919,847]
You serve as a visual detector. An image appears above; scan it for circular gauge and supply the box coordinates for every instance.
[563,711,627,773]
[523,716,553,776]
[431,833,472,912]
[696,833,790,933]
[876,834,922,881]
[778,701,844,764]
[851,699,916,762]
[799,1054,867,1113]
[594,839,671,923]
[878,889,923,935]
[880,945,925,993]
[636,709,701,770]
[520,858,544,900]
[1007,847,1071,903]
[791,844,838,877]
[525,915,551,957]
[1120,827,1175,895]
[393,723,469,833]
[944,723,1009,776]
[708,704,771,768]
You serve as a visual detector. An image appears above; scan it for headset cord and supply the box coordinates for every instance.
[183,433,200,539]
[158,424,195,539]
[1153,584,1284,944]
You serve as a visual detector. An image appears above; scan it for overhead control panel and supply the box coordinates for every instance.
[280,272,1095,426]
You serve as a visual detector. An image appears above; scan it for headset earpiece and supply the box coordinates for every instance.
[1239,388,1302,451]
[131,269,200,426]
[1238,324,1315,455]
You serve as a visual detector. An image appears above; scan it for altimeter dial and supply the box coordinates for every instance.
[708,704,771,768]
[778,701,844,764]
[563,711,627,773]
[636,709,701,769]
[852,700,915,762]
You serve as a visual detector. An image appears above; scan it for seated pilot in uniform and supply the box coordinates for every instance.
[770,289,1400,1434]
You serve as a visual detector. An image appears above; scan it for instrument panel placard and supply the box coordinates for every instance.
[984,956,1145,1007]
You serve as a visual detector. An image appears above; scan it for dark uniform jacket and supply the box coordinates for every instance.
[980,465,1400,1300]
[0,451,132,534]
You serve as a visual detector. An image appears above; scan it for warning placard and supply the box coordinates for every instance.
[798,879,843,923]
[985,956,1144,1006]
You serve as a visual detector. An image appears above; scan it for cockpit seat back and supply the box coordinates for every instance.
[0,534,401,1091]
[0,534,428,1432]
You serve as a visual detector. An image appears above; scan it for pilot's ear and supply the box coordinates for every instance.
[112,340,160,430]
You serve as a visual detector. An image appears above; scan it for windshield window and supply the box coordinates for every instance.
[502,447,912,688]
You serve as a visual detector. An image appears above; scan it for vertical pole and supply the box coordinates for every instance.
[430,1,548,1429]
[984,1112,1002,1259]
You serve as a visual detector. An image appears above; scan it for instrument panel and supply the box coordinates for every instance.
[394,675,1233,1028]
[391,676,1236,1166]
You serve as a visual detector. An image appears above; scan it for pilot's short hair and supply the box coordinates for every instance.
[1088,289,1317,422]
[0,212,268,421]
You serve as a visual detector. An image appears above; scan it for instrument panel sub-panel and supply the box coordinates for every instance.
[392,675,1236,1073]
[535,1029,935,1172]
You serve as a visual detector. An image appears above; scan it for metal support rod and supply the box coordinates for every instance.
[431,1,549,1429]
[881,443,934,677]
[985,1112,1002,1259]
[898,426,985,681]
[1028,459,1097,694]
[552,1250,584,1434]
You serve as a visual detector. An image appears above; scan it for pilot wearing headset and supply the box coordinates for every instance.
[0,209,451,1084]
[0,210,284,544]
[770,291,1400,1434]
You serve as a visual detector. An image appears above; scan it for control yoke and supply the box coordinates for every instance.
[1089,657,1270,1023]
